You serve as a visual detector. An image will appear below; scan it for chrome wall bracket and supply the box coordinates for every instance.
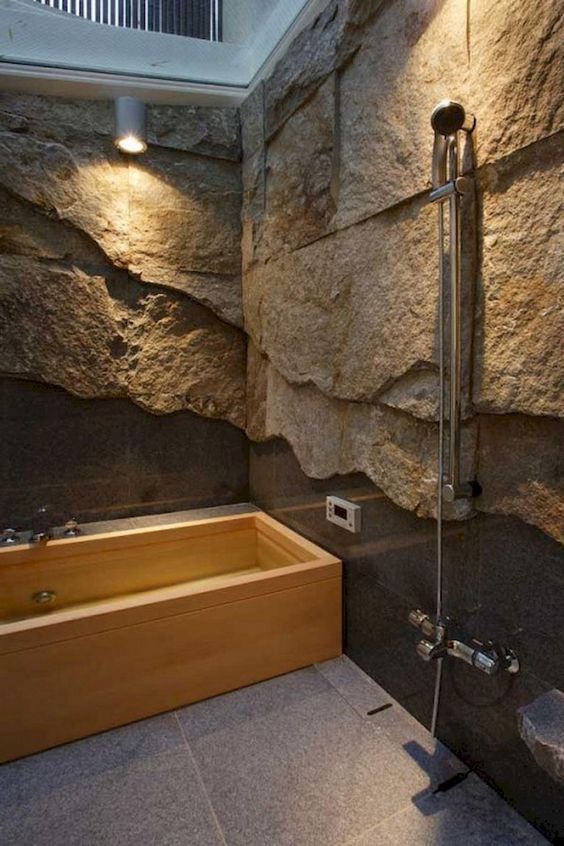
[442,480,482,503]
[429,175,471,205]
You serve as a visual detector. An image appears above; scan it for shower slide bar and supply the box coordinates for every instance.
[409,104,519,737]
[430,100,477,504]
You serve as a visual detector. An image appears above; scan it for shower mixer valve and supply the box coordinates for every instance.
[408,609,520,677]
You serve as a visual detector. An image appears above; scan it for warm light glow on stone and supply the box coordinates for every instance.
[116,134,147,155]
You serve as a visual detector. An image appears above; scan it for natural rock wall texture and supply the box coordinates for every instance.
[519,690,564,785]
[0,95,243,327]
[474,133,563,418]
[242,0,564,543]
[246,343,476,521]
[0,93,246,428]
[244,196,434,399]
[477,414,564,546]
[0,256,246,427]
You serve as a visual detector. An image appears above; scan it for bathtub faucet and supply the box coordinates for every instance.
[408,609,520,676]
[30,505,54,545]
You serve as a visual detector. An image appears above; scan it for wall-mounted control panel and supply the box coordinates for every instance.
[326,496,362,533]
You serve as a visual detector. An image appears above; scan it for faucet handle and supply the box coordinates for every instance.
[30,504,53,544]
[408,609,428,628]
[485,641,520,675]
[1,528,20,545]
[408,609,439,639]
[416,639,447,662]
[63,519,80,537]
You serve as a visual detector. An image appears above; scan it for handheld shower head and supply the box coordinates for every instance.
[430,100,475,188]
[431,100,467,137]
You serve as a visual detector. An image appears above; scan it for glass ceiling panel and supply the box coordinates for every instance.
[32,0,222,42]
[0,0,316,88]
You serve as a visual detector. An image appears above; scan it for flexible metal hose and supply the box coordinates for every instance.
[431,201,446,739]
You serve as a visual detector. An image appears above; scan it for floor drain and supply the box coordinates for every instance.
[433,771,469,794]
[366,703,393,716]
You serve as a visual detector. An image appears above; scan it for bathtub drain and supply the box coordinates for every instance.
[32,590,57,605]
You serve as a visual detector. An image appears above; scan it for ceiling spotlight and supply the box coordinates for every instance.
[114,96,147,155]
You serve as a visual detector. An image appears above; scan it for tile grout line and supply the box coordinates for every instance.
[173,712,229,846]
[313,663,390,728]
[311,664,440,839]
[313,662,466,837]
[315,659,454,745]
[338,798,422,846]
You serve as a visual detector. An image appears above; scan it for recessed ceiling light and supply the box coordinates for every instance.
[114,96,147,155]
[116,134,147,154]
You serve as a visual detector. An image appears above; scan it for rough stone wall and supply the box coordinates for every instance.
[0,94,247,429]
[241,0,564,544]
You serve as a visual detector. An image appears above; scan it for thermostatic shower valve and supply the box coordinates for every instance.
[408,608,520,677]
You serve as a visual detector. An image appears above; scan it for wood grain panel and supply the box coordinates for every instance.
[0,577,342,763]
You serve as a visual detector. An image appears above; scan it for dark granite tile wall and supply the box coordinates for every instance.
[249,438,446,727]
[438,515,564,841]
[0,377,249,529]
[249,437,564,842]
[1,377,562,837]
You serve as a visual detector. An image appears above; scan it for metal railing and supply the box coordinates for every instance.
[33,0,221,39]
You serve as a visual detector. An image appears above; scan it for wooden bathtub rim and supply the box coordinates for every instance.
[0,518,310,624]
[0,512,327,566]
[0,513,258,567]
[0,513,341,655]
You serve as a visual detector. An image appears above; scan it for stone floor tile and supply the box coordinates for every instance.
[0,714,225,846]
[315,655,394,716]
[345,773,548,846]
[177,667,443,846]
[0,663,549,846]
[317,656,464,788]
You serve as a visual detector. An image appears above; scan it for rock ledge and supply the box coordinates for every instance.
[518,690,564,784]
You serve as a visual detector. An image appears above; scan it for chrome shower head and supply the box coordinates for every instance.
[431,100,467,137]
[430,100,475,188]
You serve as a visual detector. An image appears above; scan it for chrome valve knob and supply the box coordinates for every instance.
[416,639,447,662]
[1,528,20,545]
[63,519,80,537]
[408,609,437,639]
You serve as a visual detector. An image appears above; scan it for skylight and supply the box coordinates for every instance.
[32,0,221,41]
[0,0,326,100]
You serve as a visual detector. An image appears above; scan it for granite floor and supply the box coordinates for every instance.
[0,657,546,846]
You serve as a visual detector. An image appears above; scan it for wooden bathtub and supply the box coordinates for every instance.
[0,511,341,763]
